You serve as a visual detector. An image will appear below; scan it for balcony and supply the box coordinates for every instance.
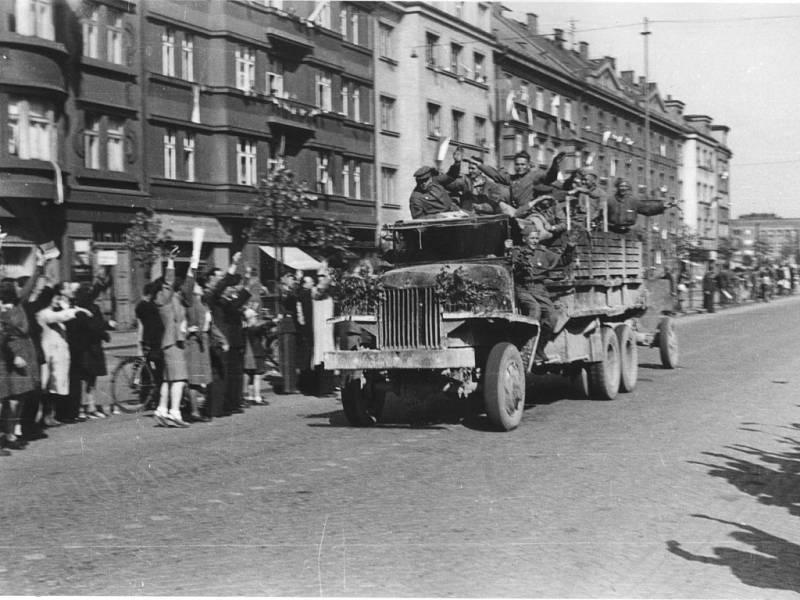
[264,94,318,133]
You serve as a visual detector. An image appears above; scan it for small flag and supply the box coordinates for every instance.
[505,90,518,121]
[528,133,535,148]
[437,136,451,163]
[50,160,63,204]
[602,131,612,145]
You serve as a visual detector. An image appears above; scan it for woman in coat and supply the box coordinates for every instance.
[67,283,113,418]
[0,258,43,450]
[36,284,92,424]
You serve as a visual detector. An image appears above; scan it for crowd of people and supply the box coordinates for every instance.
[0,248,116,455]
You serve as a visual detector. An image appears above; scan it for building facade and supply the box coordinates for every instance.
[730,213,800,265]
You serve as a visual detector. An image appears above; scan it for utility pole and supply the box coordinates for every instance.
[642,17,652,275]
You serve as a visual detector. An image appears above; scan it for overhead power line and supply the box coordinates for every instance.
[734,159,800,167]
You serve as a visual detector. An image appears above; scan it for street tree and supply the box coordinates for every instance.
[124,209,172,275]
[246,166,354,266]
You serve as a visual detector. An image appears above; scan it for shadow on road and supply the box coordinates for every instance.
[668,423,800,593]
[667,515,800,593]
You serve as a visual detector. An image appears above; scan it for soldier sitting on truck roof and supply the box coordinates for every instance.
[607,178,673,234]
[408,165,464,219]
[510,225,574,362]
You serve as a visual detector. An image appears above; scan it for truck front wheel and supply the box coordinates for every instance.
[658,317,679,369]
[484,342,526,431]
[616,323,638,392]
[588,327,621,400]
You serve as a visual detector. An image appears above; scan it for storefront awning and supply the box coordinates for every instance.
[259,246,322,271]
[160,215,230,244]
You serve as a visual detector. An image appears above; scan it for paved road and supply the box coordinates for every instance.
[2,297,799,597]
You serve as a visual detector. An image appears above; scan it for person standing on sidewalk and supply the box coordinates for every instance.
[702,262,717,313]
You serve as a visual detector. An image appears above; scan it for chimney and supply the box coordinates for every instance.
[665,97,685,116]
[638,76,646,87]
[526,13,538,34]
[578,41,588,59]
[604,55,616,70]
[621,70,634,85]
[553,28,564,48]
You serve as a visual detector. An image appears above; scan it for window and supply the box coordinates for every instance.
[350,10,359,45]
[473,52,484,81]
[107,117,124,171]
[267,59,284,96]
[314,1,331,28]
[339,8,348,38]
[106,8,123,64]
[8,99,55,160]
[564,99,572,122]
[181,34,194,81]
[353,161,362,200]
[454,1,464,19]
[535,88,544,111]
[183,133,195,182]
[163,130,177,179]
[427,103,441,136]
[450,43,462,73]
[381,167,396,205]
[514,133,523,154]
[610,158,618,178]
[474,116,486,146]
[340,83,349,117]
[425,33,439,66]
[316,151,333,194]
[237,138,257,185]
[536,145,545,165]
[84,116,100,169]
[315,70,332,111]
[162,28,175,76]
[379,23,393,59]
[550,94,560,118]
[342,160,350,197]
[82,6,99,58]
[235,46,256,91]
[380,96,395,131]
[352,87,360,122]
[15,0,54,39]
[451,110,464,142]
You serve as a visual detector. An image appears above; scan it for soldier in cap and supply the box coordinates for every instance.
[444,148,504,214]
[510,224,573,362]
[408,165,461,219]
[563,166,606,230]
[513,195,566,246]
[607,178,672,234]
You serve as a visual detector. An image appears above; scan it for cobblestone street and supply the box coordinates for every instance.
[1,297,799,597]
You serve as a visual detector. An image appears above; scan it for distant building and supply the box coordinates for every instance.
[730,213,800,264]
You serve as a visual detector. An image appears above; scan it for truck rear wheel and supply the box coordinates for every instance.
[658,317,679,369]
[588,327,621,400]
[484,342,526,431]
[616,324,638,392]
[341,374,376,427]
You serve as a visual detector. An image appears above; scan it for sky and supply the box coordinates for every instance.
[500,1,800,218]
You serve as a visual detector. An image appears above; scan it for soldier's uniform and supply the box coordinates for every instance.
[408,166,458,219]
[607,179,667,234]
[511,241,573,333]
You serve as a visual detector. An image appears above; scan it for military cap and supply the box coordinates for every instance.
[413,166,434,179]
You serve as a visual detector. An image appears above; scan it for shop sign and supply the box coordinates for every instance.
[96,250,118,266]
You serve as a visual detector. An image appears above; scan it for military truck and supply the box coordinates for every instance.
[324,213,678,431]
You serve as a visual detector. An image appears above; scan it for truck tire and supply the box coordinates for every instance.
[341,374,376,427]
[658,317,679,369]
[588,327,621,400]
[483,342,526,431]
[616,323,638,393]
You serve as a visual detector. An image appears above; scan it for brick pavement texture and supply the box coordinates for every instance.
[0,296,799,597]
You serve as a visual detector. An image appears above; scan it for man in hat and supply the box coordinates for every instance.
[477,150,566,211]
[563,167,606,229]
[511,225,573,362]
[444,149,503,214]
[408,165,462,219]
[607,178,672,234]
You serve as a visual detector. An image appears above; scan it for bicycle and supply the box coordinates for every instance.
[111,355,159,413]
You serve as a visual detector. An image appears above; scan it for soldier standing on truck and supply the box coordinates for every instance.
[510,225,574,361]
[477,150,566,215]
[607,178,671,234]
[563,167,606,229]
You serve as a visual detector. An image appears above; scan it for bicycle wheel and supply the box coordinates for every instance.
[112,357,156,413]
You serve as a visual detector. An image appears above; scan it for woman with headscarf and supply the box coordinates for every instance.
[67,282,113,418]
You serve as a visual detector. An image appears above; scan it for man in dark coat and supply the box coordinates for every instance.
[702,262,717,313]
[444,150,503,214]
[408,166,460,219]
[607,178,671,234]
[478,150,566,212]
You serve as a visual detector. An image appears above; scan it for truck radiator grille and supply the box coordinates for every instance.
[378,287,442,349]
